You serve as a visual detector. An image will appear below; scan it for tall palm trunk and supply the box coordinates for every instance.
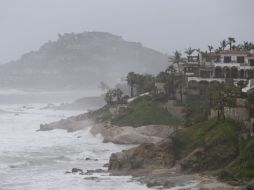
[130,85,134,97]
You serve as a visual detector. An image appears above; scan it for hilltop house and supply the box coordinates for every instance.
[184,50,254,84]
[183,49,254,137]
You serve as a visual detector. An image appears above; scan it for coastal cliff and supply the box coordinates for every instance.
[39,94,254,189]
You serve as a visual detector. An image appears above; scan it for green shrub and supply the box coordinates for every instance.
[111,95,183,127]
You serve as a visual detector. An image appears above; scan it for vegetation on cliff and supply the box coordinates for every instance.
[228,138,254,182]
[172,119,240,170]
[88,95,183,127]
[111,96,183,127]
[171,118,254,184]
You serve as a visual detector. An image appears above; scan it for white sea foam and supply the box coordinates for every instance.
[0,91,196,190]
[0,103,151,190]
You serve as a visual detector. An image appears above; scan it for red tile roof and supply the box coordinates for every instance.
[219,50,249,55]
[207,50,254,56]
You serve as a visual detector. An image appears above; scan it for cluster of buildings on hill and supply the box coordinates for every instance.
[154,48,254,137]
[183,49,254,92]
[183,49,254,136]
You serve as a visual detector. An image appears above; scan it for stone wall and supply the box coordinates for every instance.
[235,98,247,107]
[209,107,249,122]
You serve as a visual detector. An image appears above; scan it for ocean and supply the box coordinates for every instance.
[0,90,196,190]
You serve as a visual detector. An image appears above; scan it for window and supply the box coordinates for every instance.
[224,56,231,63]
[237,56,244,63]
[250,59,254,66]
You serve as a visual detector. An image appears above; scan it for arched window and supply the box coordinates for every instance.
[215,67,222,78]
[231,67,238,79]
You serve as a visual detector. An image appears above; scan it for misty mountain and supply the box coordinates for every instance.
[0,32,168,90]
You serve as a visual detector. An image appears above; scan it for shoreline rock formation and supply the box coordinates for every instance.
[38,113,243,189]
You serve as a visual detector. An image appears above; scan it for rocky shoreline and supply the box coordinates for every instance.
[38,116,244,189]
[107,139,241,190]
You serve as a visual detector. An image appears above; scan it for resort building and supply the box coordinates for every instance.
[184,50,254,84]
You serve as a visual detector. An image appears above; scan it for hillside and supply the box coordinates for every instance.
[87,95,184,127]
[172,119,254,185]
[0,32,168,90]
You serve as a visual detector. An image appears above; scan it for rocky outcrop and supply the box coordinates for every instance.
[72,168,84,173]
[108,139,174,173]
[243,180,254,190]
[42,96,105,111]
[180,147,206,173]
[38,116,92,132]
[90,123,174,144]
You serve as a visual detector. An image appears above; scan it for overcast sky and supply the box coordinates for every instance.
[0,0,254,64]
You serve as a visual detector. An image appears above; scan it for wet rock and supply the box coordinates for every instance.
[85,169,107,175]
[94,169,107,173]
[85,157,98,161]
[103,163,109,168]
[84,177,100,181]
[37,118,92,132]
[163,181,175,188]
[244,180,254,190]
[217,170,234,181]
[37,124,51,131]
[109,139,174,172]
[72,168,84,173]
[180,147,205,173]
[146,180,162,188]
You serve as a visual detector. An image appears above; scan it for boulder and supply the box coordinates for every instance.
[180,147,205,173]
[217,170,234,181]
[72,168,84,173]
[38,118,92,132]
[85,169,107,175]
[244,180,254,190]
[103,163,109,168]
[109,139,174,172]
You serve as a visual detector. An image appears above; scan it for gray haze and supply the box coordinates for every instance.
[0,0,254,64]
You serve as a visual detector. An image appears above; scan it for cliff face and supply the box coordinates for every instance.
[0,32,167,90]
[109,140,174,172]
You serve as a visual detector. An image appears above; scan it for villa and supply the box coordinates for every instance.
[184,49,254,85]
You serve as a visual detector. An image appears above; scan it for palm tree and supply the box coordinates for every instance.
[242,41,249,50]
[220,40,227,50]
[208,45,214,53]
[127,72,138,97]
[184,47,195,63]
[175,75,185,103]
[104,89,114,105]
[209,83,225,121]
[242,41,254,51]
[114,88,123,104]
[169,50,185,72]
[165,65,177,98]
[184,47,195,56]
[227,37,236,50]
